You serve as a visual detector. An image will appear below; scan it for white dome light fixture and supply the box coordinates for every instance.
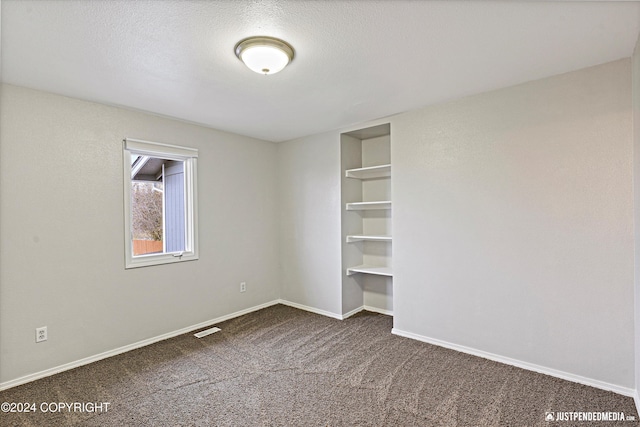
[235,36,295,75]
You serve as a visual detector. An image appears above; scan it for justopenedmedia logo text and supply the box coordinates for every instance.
[545,411,635,422]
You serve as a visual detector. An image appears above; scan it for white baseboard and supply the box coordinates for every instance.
[342,306,364,319]
[392,328,635,398]
[9,300,627,402]
[363,305,393,316]
[278,300,393,320]
[634,390,640,416]
[277,299,343,320]
[0,300,281,391]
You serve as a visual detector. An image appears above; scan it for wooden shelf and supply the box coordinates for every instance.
[345,164,391,180]
[346,265,393,277]
[346,201,391,211]
[346,235,392,243]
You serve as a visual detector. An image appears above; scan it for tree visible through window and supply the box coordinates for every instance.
[131,181,163,255]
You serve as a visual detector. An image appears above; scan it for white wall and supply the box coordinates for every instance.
[277,131,343,316]
[0,84,280,384]
[633,32,640,402]
[392,59,634,388]
[1,57,635,393]
[261,58,636,390]
[279,122,395,317]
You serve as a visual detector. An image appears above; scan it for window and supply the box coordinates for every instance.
[123,138,198,268]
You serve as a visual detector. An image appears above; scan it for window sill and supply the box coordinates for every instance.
[125,252,198,269]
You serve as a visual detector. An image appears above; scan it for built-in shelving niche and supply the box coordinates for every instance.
[340,123,392,317]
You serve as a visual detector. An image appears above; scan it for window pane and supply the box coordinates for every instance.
[130,156,186,257]
[163,161,185,253]
[123,138,198,269]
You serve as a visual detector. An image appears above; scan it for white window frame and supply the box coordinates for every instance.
[123,138,199,269]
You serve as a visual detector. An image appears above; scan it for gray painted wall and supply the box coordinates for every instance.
[633,33,640,400]
[392,59,633,389]
[279,59,634,389]
[0,57,635,392]
[277,132,343,316]
[340,134,365,315]
[0,84,280,384]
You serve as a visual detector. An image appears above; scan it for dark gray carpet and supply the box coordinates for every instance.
[0,304,637,426]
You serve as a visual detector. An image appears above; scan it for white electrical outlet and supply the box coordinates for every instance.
[240,282,246,293]
[36,326,47,343]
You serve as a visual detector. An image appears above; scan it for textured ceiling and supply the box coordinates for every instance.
[2,1,639,142]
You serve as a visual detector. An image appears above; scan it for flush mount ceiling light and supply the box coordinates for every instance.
[234,36,295,75]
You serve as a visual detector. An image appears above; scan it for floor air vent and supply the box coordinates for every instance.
[194,327,221,338]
